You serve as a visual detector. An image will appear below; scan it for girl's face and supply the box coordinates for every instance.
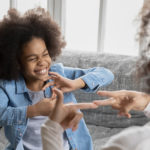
[20,37,51,83]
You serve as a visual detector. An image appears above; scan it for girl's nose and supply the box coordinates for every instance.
[37,58,45,66]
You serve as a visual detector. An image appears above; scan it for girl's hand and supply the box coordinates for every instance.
[42,72,85,93]
[93,90,150,118]
[27,97,56,118]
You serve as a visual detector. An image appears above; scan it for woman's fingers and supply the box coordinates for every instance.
[118,111,131,118]
[97,91,117,97]
[69,112,83,131]
[117,104,133,118]
[66,103,98,110]
[72,124,78,131]
[93,98,116,106]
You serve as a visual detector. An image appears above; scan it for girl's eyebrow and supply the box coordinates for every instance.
[43,49,49,53]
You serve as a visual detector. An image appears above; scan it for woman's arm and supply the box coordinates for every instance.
[41,120,64,150]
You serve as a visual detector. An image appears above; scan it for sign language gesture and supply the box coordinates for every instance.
[50,88,98,131]
[42,72,85,93]
[93,90,150,118]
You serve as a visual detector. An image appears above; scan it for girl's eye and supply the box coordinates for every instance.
[43,53,49,56]
[28,58,37,61]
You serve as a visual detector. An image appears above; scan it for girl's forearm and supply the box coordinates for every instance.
[27,105,39,118]
[73,78,86,90]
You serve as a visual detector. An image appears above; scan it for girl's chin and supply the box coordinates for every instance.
[37,74,49,81]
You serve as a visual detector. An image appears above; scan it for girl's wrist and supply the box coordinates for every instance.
[74,78,85,89]
[27,105,39,118]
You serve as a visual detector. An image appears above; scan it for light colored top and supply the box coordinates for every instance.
[100,104,150,150]
[22,90,48,150]
[41,120,64,150]
[41,102,150,150]
[101,122,150,150]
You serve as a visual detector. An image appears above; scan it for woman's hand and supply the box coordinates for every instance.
[93,90,150,118]
[50,88,98,131]
[42,72,85,93]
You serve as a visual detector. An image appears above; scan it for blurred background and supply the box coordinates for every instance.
[0,0,144,56]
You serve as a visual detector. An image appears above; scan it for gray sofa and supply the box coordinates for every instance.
[0,51,149,150]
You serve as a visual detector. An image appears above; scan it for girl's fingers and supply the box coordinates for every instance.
[42,81,55,90]
[49,72,60,78]
[43,75,54,81]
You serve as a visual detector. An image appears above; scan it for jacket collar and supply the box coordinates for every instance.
[15,75,51,97]
[15,76,28,94]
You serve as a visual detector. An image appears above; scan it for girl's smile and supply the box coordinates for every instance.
[34,68,48,75]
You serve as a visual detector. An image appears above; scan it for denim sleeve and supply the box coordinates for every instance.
[63,65,114,93]
[0,88,27,126]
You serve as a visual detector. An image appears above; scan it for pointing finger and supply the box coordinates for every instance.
[97,91,117,97]
[66,103,98,110]
[93,98,116,106]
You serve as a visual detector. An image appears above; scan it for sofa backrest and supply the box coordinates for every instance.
[55,51,150,128]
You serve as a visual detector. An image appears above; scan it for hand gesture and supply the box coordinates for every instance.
[42,72,85,93]
[93,90,150,118]
[50,88,98,131]
[33,98,56,116]
[27,93,57,117]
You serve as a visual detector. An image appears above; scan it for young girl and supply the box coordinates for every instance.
[0,8,114,150]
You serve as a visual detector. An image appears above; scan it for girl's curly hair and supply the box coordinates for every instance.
[0,7,66,80]
[137,0,150,92]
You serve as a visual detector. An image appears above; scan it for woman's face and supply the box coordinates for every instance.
[20,37,51,83]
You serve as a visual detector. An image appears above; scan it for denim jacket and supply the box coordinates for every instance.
[0,63,114,150]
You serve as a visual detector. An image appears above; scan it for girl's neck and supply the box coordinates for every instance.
[25,80,44,91]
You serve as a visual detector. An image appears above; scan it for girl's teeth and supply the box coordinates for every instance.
[37,69,47,74]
